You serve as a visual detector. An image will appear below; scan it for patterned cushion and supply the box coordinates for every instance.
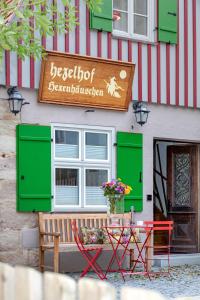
[80,227,104,244]
[103,228,141,244]
[102,228,121,244]
[80,227,141,245]
[122,228,141,244]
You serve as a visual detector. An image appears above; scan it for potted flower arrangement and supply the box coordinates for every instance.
[101,179,132,215]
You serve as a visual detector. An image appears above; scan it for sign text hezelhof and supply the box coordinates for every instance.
[38,51,135,111]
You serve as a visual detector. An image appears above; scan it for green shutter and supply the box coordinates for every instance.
[117,132,143,212]
[16,124,51,212]
[158,0,178,44]
[90,0,112,32]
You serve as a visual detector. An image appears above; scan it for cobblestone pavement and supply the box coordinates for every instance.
[69,265,200,299]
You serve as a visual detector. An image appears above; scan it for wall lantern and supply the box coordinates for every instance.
[132,100,150,126]
[7,87,29,115]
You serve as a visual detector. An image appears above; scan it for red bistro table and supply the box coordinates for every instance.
[103,225,153,281]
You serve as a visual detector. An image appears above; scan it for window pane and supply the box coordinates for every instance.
[113,11,128,32]
[55,168,79,205]
[113,0,128,11]
[134,15,147,36]
[85,132,108,160]
[134,0,147,15]
[55,130,79,159]
[85,169,107,206]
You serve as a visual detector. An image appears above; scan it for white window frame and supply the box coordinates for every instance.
[52,123,115,212]
[113,0,155,43]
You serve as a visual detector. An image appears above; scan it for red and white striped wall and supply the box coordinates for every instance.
[0,0,199,109]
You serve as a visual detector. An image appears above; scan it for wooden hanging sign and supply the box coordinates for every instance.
[38,51,135,111]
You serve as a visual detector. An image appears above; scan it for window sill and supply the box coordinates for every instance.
[112,31,157,45]
[53,207,107,213]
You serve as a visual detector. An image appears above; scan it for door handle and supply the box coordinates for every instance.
[139,172,142,183]
[21,175,25,180]
[168,12,176,16]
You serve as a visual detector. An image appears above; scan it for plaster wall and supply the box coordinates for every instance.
[1,86,200,267]
[20,88,200,222]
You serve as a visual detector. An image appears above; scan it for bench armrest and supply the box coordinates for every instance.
[40,231,60,237]
[39,231,60,273]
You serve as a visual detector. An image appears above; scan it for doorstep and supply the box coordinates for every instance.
[153,253,200,267]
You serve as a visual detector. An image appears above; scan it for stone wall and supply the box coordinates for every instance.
[0,92,38,268]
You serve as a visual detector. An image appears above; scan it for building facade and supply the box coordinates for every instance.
[1,0,200,267]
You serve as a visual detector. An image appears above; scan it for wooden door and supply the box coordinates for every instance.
[167,145,198,253]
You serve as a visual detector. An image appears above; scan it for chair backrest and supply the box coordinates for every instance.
[71,219,85,251]
[144,221,173,232]
[144,221,174,250]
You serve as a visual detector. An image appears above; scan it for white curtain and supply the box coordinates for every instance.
[55,186,79,205]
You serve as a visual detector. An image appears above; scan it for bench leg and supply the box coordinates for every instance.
[54,251,59,273]
[39,248,45,273]
[54,236,59,273]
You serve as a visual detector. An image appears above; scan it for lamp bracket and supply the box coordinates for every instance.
[7,86,18,96]
[132,100,142,110]
[22,102,30,106]
[85,109,95,113]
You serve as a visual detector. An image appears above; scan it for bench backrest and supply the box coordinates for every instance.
[38,212,131,244]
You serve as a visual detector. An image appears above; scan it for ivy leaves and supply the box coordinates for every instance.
[0,0,101,64]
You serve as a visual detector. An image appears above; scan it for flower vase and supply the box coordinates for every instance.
[107,195,124,216]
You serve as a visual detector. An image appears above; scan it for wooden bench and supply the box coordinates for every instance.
[38,212,132,273]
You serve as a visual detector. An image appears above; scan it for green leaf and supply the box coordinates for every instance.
[0,39,11,50]
[14,10,25,19]
[0,15,4,25]
[61,0,71,6]
[6,35,17,48]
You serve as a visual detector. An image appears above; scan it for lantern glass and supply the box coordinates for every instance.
[8,98,23,115]
[7,87,24,115]
[133,101,150,126]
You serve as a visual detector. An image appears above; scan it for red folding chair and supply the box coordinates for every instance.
[144,220,174,277]
[70,220,107,280]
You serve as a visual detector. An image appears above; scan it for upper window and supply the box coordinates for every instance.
[113,0,155,42]
[55,130,80,159]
